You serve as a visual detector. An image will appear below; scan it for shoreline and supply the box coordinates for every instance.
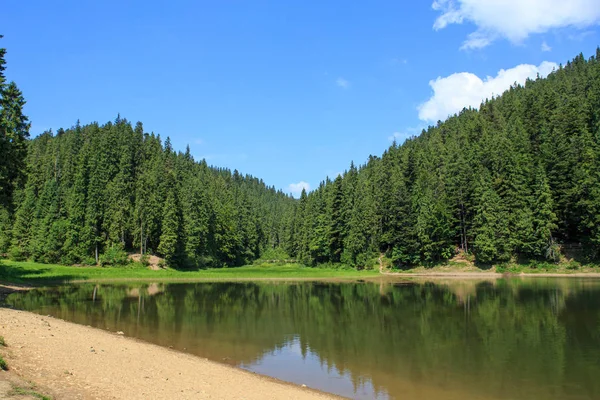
[3,270,600,291]
[380,271,600,278]
[2,259,600,290]
[0,307,340,400]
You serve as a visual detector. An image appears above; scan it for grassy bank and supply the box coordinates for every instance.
[3,258,600,287]
[384,258,600,275]
[0,260,379,286]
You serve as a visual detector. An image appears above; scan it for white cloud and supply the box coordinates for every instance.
[541,41,552,52]
[418,61,558,122]
[336,77,350,89]
[432,0,600,49]
[288,181,310,197]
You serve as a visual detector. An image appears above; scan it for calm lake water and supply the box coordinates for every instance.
[6,278,600,399]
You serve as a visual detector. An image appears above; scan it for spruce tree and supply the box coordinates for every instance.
[473,170,511,264]
[0,37,30,254]
[328,176,344,263]
[530,164,558,259]
[157,189,183,267]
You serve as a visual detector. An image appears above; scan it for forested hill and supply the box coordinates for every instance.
[0,36,295,268]
[0,119,295,267]
[2,45,600,269]
[285,49,600,267]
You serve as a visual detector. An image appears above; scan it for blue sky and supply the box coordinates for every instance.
[3,0,600,196]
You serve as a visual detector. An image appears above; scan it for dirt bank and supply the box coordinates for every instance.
[0,308,339,400]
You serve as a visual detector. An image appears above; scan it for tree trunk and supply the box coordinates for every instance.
[140,219,144,255]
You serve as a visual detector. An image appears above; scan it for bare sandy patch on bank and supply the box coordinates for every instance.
[0,308,339,400]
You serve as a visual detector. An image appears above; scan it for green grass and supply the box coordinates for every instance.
[0,355,7,371]
[9,384,52,400]
[378,253,600,275]
[3,258,598,287]
[391,260,600,274]
[494,261,600,274]
[0,260,379,286]
[0,336,5,346]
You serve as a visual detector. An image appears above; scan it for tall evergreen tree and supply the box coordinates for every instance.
[0,36,30,253]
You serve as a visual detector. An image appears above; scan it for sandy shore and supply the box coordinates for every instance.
[0,308,339,400]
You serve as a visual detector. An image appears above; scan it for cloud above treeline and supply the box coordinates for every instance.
[336,77,350,89]
[432,0,600,49]
[541,41,552,52]
[288,181,310,197]
[418,61,557,122]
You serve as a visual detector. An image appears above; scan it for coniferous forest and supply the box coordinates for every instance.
[289,49,600,268]
[1,37,600,269]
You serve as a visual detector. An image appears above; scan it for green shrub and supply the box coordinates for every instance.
[99,245,129,267]
[545,240,561,262]
[198,255,217,268]
[390,247,420,269]
[60,254,78,266]
[139,254,150,267]
[82,257,97,266]
[0,336,5,346]
[463,252,476,262]
[540,262,559,271]
[129,261,147,269]
[256,247,291,262]
[0,355,8,370]
[354,253,368,269]
[566,260,581,270]
[496,263,521,273]
[8,247,26,261]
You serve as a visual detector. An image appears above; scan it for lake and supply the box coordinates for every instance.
[5,278,600,399]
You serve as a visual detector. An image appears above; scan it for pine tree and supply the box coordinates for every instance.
[0,36,30,254]
[328,176,344,263]
[473,171,511,264]
[157,189,183,267]
[106,122,135,247]
[530,164,558,259]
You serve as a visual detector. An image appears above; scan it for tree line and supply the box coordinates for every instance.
[0,38,297,268]
[1,36,599,268]
[285,49,600,267]
[1,116,296,267]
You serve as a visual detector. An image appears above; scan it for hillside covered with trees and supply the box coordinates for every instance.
[1,36,600,269]
[287,49,600,268]
[0,38,294,269]
[2,119,295,268]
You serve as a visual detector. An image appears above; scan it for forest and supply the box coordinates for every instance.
[287,49,600,268]
[1,37,599,268]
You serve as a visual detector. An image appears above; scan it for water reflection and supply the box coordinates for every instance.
[6,278,600,400]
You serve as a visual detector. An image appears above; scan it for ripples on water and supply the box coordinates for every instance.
[7,278,600,400]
